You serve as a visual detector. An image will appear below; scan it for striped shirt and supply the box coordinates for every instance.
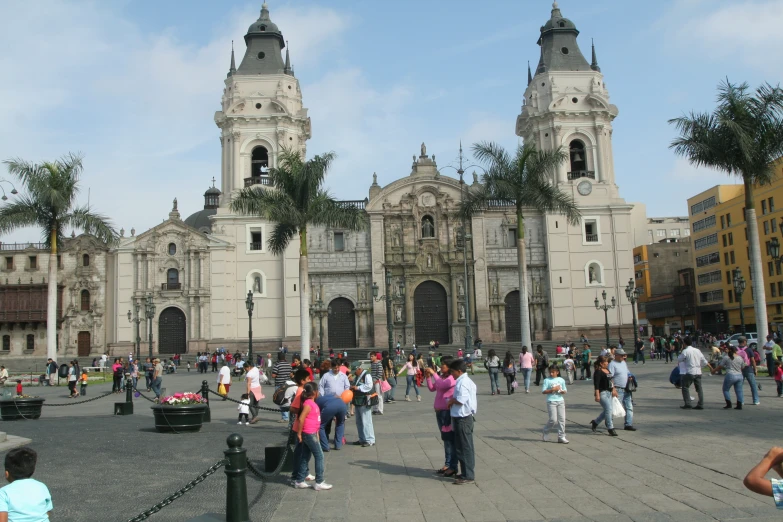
[371,361,384,381]
[272,361,292,387]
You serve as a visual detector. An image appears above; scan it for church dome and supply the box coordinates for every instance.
[184,209,216,234]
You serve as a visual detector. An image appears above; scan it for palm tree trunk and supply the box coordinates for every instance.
[516,210,532,349]
[299,228,311,361]
[47,231,57,360]
[745,180,769,342]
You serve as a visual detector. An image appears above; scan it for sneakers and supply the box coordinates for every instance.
[314,482,333,491]
[293,481,310,489]
[558,438,569,444]
[417,396,421,402]
[405,396,411,402]
[624,426,637,431]
[753,401,761,405]
[305,474,315,481]
[525,389,529,394]
[542,433,550,442]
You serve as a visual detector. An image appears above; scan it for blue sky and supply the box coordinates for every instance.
[1,0,781,241]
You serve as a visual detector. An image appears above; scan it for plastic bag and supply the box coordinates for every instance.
[380,379,392,393]
[217,383,226,396]
[611,396,626,418]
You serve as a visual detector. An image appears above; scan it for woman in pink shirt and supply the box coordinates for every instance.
[425,356,456,477]
[518,346,535,393]
[294,383,332,490]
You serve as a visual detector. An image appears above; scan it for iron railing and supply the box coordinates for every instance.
[244,176,273,188]
[161,283,181,291]
[567,170,595,180]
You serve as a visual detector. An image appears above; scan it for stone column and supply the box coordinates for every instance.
[450,276,459,323]
[232,132,242,193]
[198,252,204,290]
[554,125,566,183]
[594,124,605,182]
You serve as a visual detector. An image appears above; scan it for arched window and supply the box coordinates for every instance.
[168,243,176,256]
[167,268,179,289]
[421,215,435,238]
[80,290,90,311]
[26,334,34,351]
[569,140,587,175]
[82,254,90,267]
[2,335,9,351]
[251,146,269,177]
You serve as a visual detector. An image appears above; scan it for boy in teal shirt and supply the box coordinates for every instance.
[0,447,53,521]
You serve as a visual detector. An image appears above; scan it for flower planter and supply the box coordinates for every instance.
[0,397,45,420]
[151,404,208,433]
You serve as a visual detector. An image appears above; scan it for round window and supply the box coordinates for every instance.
[257,52,265,60]
[255,103,262,109]
[168,243,176,256]
[561,47,569,54]
[572,97,578,103]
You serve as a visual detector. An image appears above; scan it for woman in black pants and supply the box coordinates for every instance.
[502,351,517,394]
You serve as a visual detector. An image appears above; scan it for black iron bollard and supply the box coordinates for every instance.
[201,380,211,422]
[224,434,249,522]
[114,373,134,415]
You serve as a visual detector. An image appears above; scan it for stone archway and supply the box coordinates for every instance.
[328,297,356,349]
[505,291,521,343]
[158,307,187,354]
[414,281,449,345]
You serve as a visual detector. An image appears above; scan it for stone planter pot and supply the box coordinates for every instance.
[0,398,45,420]
[151,404,208,433]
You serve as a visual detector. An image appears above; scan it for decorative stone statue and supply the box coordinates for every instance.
[372,172,377,184]
[458,304,466,321]
[589,266,595,283]
[173,198,178,211]
[315,289,320,301]
[458,280,464,296]
[492,281,498,297]
[253,276,262,294]
[422,219,434,238]
[533,278,541,296]
[426,254,432,268]
[359,286,365,300]
[395,307,402,322]
[392,228,400,247]
[421,142,427,157]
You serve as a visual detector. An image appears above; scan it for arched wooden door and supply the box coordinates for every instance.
[328,298,356,349]
[159,307,187,354]
[505,291,521,343]
[77,331,91,356]
[414,281,449,345]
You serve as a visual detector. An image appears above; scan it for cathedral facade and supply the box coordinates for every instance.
[2,3,637,359]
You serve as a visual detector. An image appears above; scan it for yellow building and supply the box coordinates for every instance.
[687,163,783,334]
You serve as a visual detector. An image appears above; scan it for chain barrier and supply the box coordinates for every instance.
[41,390,115,407]
[207,388,283,413]
[133,389,157,403]
[125,458,226,522]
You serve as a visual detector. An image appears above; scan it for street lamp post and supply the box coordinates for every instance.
[144,293,156,358]
[127,301,142,361]
[625,278,643,357]
[245,290,254,363]
[0,180,18,201]
[594,290,616,349]
[733,267,747,336]
[372,270,405,352]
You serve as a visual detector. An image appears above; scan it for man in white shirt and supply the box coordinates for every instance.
[265,353,273,380]
[764,335,777,377]
[607,349,634,430]
[473,346,482,360]
[217,362,232,401]
[678,336,713,410]
[448,359,477,485]
[319,359,350,398]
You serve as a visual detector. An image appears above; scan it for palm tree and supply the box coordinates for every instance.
[670,80,783,342]
[461,142,580,349]
[0,153,118,360]
[230,148,366,361]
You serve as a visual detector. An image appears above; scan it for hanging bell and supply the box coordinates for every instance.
[572,152,583,163]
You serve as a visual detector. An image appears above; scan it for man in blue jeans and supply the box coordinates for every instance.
[739,337,760,405]
[448,359,477,485]
[151,358,164,401]
[608,348,635,430]
[315,394,347,451]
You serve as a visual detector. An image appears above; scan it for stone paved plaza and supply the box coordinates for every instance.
[1,359,781,521]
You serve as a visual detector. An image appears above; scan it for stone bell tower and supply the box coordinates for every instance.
[214,2,311,205]
[516,2,635,340]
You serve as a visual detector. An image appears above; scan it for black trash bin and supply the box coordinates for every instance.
[58,364,68,379]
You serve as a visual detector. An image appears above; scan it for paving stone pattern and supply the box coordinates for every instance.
[0,360,781,521]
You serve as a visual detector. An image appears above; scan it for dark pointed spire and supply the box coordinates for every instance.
[527,61,533,85]
[284,40,293,76]
[227,40,236,78]
[590,38,601,72]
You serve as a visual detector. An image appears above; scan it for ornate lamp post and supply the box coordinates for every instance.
[373,270,405,351]
[144,293,156,357]
[733,267,747,336]
[245,290,254,362]
[127,301,142,361]
[625,278,643,355]
[0,180,18,201]
[594,290,616,349]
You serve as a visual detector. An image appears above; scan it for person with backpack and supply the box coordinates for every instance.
[533,346,549,387]
[351,366,376,447]
[272,375,298,423]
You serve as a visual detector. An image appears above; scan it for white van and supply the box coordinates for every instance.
[727,333,758,350]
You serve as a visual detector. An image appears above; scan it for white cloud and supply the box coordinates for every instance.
[659,0,783,75]
[0,1,353,241]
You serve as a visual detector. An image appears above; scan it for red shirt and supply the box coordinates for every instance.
[305,367,314,380]
[16,383,22,395]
